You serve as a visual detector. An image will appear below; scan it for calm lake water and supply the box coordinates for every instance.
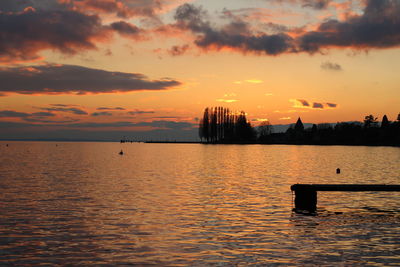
[1,142,400,266]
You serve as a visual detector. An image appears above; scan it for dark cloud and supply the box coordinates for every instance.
[97,107,126,110]
[168,44,190,56]
[127,110,155,115]
[61,120,195,130]
[51,104,79,107]
[0,1,150,62]
[301,0,332,9]
[312,102,324,109]
[22,118,80,123]
[264,0,332,9]
[293,99,338,109]
[135,120,194,130]
[174,4,295,55]
[298,0,400,52]
[0,110,30,118]
[0,6,109,62]
[0,109,55,119]
[0,119,194,130]
[173,1,400,56]
[153,116,182,119]
[321,61,342,71]
[326,103,337,108]
[31,112,55,117]
[40,107,88,115]
[110,21,142,38]
[91,112,113,116]
[297,99,310,107]
[0,64,181,95]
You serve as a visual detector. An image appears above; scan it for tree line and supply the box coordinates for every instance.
[277,114,400,146]
[198,107,255,143]
[199,107,400,146]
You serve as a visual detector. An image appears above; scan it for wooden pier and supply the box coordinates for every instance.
[291,184,400,213]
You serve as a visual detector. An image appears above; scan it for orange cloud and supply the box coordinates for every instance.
[234,79,263,84]
[216,99,238,103]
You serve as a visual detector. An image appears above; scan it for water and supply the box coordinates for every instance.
[0,142,399,266]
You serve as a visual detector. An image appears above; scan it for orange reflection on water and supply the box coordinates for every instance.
[0,142,399,265]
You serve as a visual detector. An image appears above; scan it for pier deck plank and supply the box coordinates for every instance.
[291,184,400,192]
[290,184,400,213]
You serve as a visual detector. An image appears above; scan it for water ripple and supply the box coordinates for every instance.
[0,142,399,265]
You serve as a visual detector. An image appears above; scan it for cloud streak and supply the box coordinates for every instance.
[0,110,30,118]
[39,107,88,115]
[127,110,155,115]
[97,107,125,111]
[0,64,181,95]
[91,112,113,116]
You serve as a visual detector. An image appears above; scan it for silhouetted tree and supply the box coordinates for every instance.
[381,115,389,128]
[201,107,210,142]
[258,121,273,143]
[199,107,255,143]
[311,124,317,132]
[364,114,378,128]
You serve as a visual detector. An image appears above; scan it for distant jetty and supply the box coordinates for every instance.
[120,139,143,143]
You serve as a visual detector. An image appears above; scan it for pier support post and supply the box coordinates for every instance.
[294,189,317,212]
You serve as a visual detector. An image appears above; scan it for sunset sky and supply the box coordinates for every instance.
[0,0,399,140]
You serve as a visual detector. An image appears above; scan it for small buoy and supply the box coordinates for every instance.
[336,168,341,174]
[119,150,124,155]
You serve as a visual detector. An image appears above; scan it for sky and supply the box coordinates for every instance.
[0,0,399,141]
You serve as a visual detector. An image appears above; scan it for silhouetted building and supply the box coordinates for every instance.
[294,117,304,132]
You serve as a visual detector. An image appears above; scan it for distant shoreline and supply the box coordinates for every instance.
[145,141,400,147]
[1,139,399,147]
